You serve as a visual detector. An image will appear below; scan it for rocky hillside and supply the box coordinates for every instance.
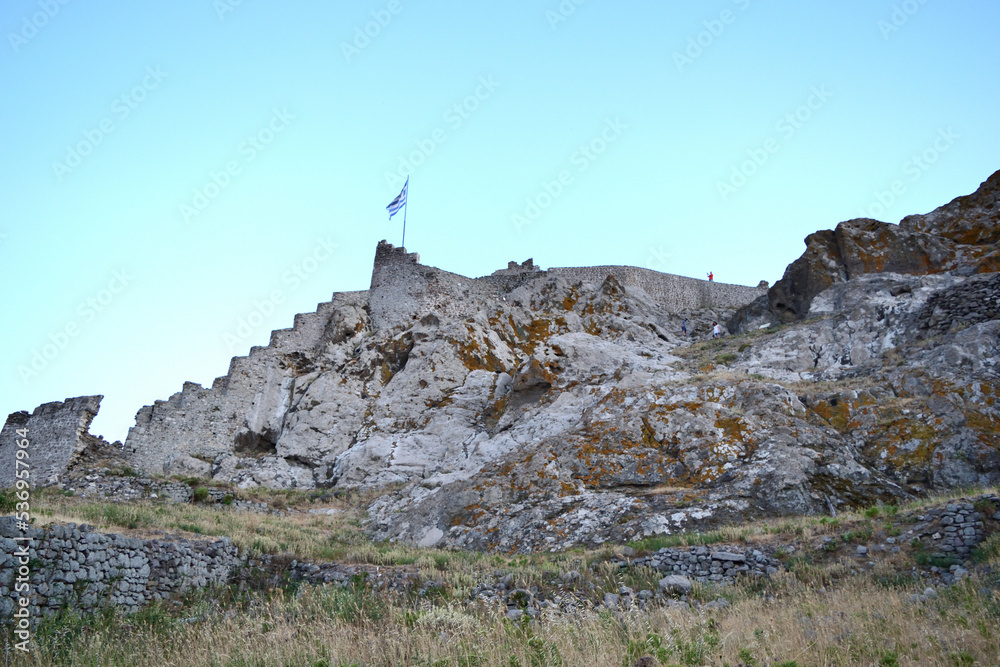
[5,170,998,554]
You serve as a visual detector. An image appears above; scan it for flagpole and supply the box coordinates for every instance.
[402,200,407,248]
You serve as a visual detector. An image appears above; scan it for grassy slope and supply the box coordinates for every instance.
[6,485,999,666]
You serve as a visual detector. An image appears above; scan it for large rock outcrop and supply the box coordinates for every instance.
[120,243,764,489]
[8,169,999,554]
[764,170,1000,323]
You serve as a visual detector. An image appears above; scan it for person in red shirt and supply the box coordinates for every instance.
[707,271,714,281]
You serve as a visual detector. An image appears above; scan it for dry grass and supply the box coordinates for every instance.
[10,562,999,667]
[13,486,999,666]
[29,487,426,566]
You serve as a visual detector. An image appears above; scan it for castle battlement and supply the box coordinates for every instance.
[369,241,767,323]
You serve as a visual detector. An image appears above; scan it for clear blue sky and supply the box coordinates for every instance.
[2,0,998,442]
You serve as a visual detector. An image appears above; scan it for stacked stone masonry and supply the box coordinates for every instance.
[907,496,999,560]
[914,272,1000,339]
[0,396,111,489]
[0,518,243,622]
[627,546,781,584]
[124,290,368,478]
[62,473,273,512]
[548,265,766,314]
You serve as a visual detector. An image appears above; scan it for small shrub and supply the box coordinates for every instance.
[0,489,16,513]
[193,487,209,503]
[865,506,880,518]
[625,633,670,666]
[973,498,997,515]
[879,653,900,667]
[913,549,960,569]
[175,523,204,534]
[971,534,1000,564]
[222,494,235,506]
[715,352,738,365]
[842,525,874,544]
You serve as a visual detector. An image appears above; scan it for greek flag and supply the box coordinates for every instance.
[387,178,408,220]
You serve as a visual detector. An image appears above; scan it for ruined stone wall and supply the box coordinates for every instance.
[912,272,1000,339]
[123,291,368,478]
[0,518,243,621]
[369,241,504,331]
[548,266,766,312]
[0,396,106,488]
[624,546,780,583]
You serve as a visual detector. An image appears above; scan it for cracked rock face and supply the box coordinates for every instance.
[21,170,1000,553]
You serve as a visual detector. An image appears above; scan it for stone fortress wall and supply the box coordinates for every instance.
[371,241,767,332]
[369,241,508,331]
[10,241,767,484]
[0,396,110,489]
[124,290,369,478]
[549,265,766,312]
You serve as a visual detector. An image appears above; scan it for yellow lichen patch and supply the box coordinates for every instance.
[483,393,510,431]
[503,315,567,354]
[378,334,414,385]
[714,415,747,443]
[965,410,1000,441]
[809,392,877,432]
[562,285,580,311]
[862,415,940,475]
[640,418,660,448]
[450,326,507,373]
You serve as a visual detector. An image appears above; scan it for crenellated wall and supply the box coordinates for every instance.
[370,240,766,321]
[124,291,369,479]
[119,242,764,484]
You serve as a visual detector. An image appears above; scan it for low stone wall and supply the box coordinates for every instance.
[906,497,998,560]
[628,546,781,583]
[913,273,1000,339]
[62,473,272,512]
[0,518,244,622]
